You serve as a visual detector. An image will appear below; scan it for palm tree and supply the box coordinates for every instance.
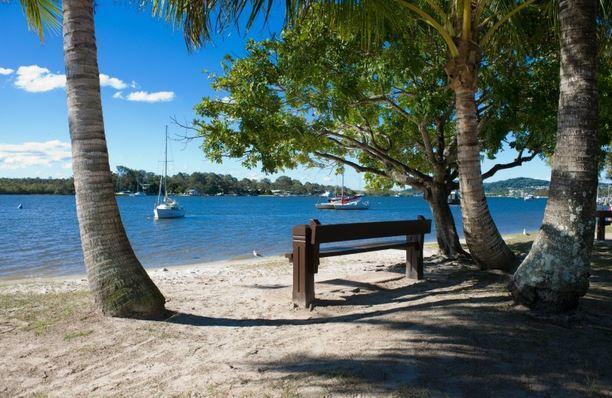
[509,0,599,312]
[61,0,166,318]
[14,0,165,317]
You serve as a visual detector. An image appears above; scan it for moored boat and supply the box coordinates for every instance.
[154,198,185,219]
[316,196,369,210]
[447,190,460,205]
[154,127,185,219]
[315,174,369,210]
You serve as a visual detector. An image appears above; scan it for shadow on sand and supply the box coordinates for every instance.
[165,241,612,397]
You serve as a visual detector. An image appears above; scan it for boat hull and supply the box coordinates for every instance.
[154,206,185,219]
[316,201,369,210]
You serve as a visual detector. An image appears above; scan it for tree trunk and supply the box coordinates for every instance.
[509,0,598,312]
[424,183,466,259]
[446,40,516,271]
[63,0,166,318]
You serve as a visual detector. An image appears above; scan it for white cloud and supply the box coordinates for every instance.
[14,65,128,92]
[15,65,66,92]
[0,140,71,169]
[12,64,172,103]
[99,73,127,90]
[123,91,175,103]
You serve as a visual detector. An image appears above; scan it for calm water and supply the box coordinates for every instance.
[0,195,547,278]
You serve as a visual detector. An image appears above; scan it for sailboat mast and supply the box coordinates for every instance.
[164,126,169,200]
[341,172,344,200]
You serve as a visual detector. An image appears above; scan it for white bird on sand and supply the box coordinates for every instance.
[252,250,263,257]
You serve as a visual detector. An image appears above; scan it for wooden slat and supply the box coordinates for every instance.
[311,219,431,244]
[318,240,415,258]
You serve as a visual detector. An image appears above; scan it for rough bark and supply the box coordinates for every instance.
[446,40,516,271]
[509,0,598,312]
[423,181,466,260]
[63,0,166,318]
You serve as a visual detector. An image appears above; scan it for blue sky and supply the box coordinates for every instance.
[0,1,560,189]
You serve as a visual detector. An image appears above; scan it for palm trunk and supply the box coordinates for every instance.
[424,183,466,259]
[446,41,516,271]
[63,0,166,318]
[509,0,598,312]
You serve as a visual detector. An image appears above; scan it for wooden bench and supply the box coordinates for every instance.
[285,217,431,308]
[596,210,612,241]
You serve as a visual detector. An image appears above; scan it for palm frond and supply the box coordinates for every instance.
[19,0,61,41]
[149,0,216,50]
[149,0,607,59]
[149,0,291,50]
[480,0,536,48]
[149,0,444,51]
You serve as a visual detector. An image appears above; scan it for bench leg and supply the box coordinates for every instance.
[292,226,315,308]
[406,243,423,280]
[596,216,605,241]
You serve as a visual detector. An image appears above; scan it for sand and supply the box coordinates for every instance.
[0,237,611,397]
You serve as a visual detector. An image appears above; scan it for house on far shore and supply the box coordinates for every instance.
[185,188,201,196]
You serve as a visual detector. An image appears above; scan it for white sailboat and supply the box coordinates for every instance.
[154,127,185,219]
[316,173,369,210]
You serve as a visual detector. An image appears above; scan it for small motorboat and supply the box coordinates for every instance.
[524,194,535,201]
[447,190,460,205]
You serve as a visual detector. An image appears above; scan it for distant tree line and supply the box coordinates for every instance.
[0,167,354,196]
[0,177,75,195]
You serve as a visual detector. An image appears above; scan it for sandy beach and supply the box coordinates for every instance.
[1,235,611,397]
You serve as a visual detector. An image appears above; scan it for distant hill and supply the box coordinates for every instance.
[484,177,549,192]
[483,177,610,197]
[399,177,551,196]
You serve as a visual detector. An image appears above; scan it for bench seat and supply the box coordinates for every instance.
[285,239,419,261]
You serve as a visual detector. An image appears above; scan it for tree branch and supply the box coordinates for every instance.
[481,150,540,180]
[418,123,437,165]
[328,127,432,183]
[313,152,387,177]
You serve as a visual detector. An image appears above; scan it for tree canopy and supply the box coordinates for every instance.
[191,13,564,192]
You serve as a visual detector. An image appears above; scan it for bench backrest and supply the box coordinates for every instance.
[596,210,612,217]
[308,217,431,245]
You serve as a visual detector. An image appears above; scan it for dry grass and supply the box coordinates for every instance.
[0,291,91,336]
